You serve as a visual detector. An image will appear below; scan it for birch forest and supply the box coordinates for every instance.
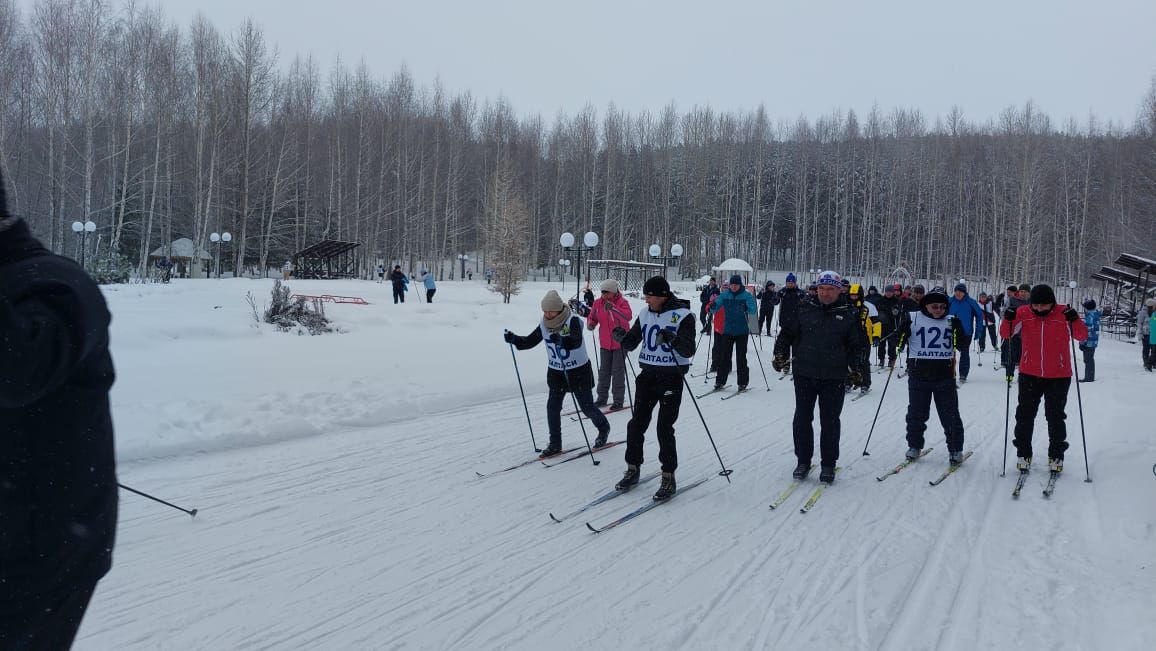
[3,0,1155,284]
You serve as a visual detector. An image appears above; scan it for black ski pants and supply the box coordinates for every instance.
[425,288,436,303]
[714,333,749,388]
[758,306,775,336]
[792,375,846,468]
[978,324,998,351]
[546,364,610,445]
[624,369,684,473]
[876,334,897,367]
[1079,344,1096,381]
[393,287,405,303]
[905,376,964,452]
[0,582,97,650]
[1013,374,1071,460]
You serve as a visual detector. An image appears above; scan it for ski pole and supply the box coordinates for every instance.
[624,353,637,417]
[860,363,896,456]
[118,483,197,517]
[704,326,714,384]
[1001,371,1012,477]
[507,338,541,453]
[551,340,599,466]
[1069,324,1092,483]
[679,369,733,481]
[746,324,772,391]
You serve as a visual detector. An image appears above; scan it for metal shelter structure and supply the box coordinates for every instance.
[291,240,361,279]
[587,259,666,293]
[1093,255,1156,337]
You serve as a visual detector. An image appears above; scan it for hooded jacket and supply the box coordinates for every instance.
[585,292,633,350]
[999,304,1088,378]
[0,218,118,596]
[710,286,758,335]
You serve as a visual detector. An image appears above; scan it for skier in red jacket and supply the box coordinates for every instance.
[998,284,1088,473]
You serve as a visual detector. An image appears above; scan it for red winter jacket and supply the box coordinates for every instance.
[999,304,1088,378]
[586,292,633,350]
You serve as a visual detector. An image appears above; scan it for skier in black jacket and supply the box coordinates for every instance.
[0,176,118,650]
[756,280,779,336]
[389,265,407,303]
[776,273,807,332]
[698,277,720,333]
[504,290,611,456]
[875,283,902,368]
[893,287,968,466]
[772,271,868,484]
[611,276,697,501]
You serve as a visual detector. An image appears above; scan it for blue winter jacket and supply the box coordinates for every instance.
[709,287,758,335]
[1082,310,1101,348]
[422,272,436,290]
[948,294,985,338]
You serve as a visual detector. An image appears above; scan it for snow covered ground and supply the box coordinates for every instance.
[77,278,1156,650]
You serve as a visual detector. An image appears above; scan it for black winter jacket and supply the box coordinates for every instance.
[619,298,697,376]
[774,298,868,380]
[776,288,807,330]
[894,311,967,381]
[510,315,594,390]
[0,218,117,596]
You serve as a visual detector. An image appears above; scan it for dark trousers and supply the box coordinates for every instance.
[957,342,972,378]
[905,376,964,452]
[546,368,610,444]
[1144,338,1153,368]
[595,347,627,405]
[978,324,998,351]
[1013,374,1071,460]
[425,288,436,303]
[758,307,775,335]
[0,582,96,651]
[715,333,749,387]
[877,335,897,366]
[1001,335,1021,369]
[709,332,722,372]
[625,371,684,473]
[393,287,405,303]
[1080,345,1096,381]
[792,375,846,467]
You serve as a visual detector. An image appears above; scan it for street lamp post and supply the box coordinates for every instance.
[648,242,684,279]
[210,231,232,278]
[458,254,469,280]
[559,231,599,300]
[558,258,571,290]
[71,220,96,270]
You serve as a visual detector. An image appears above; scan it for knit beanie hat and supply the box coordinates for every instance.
[954,283,967,294]
[1018,283,1032,292]
[642,275,672,297]
[785,273,797,284]
[600,278,619,294]
[816,271,842,288]
[541,290,566,312]
[1082,299,1096,310]
[922,286,950,307]
[728,274,743,286]
[1029,284,1056,305]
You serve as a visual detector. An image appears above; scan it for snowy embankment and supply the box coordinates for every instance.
[80,278,1156,650]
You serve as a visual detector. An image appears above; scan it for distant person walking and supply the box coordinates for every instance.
[390,265,407,304]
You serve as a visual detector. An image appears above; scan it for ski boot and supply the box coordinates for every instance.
[1048,457,1063,473]
[608,403,625,412]
[1016,456,1032,471]
[539,442,563,459]
[792,463,811,481]
[653,472,677,501]
[615,464,640,491]
[906,447,922,461]
[819,465,836,485]
[949,450,965,466]
[593,429,609,449]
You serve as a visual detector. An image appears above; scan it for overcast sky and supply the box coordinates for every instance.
[22,0,1156,127]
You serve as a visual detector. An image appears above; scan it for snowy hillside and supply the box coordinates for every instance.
[78,278,1156,650]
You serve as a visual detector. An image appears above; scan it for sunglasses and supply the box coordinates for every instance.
[601,290,613,294]
[926,303,947,309]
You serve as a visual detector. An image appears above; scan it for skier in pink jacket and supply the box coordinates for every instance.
[586,279,633,410]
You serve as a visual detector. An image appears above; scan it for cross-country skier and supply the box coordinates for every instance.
[585,279,632,410]
[611,276,697,501]
[894,286,967,465]
[504,290,612,457]
[999,284,1088,473]
[947,283,985,384]
[772,270,868,484]
[1078,299,1100,382]
[709,275,758,391]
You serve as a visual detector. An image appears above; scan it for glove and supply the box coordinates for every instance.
[1063,306,1078,322]
[548,333,562,345]
[611,326,627,343]
[847,369,863,387]
[656,328,676,346]
[503,330,516,344]
[1078,342,1087,352]
[1003,308,1016,321]
[771,355,790,373]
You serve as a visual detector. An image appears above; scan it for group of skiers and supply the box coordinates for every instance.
[504,268,1103,502]
[378,264,438,304]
